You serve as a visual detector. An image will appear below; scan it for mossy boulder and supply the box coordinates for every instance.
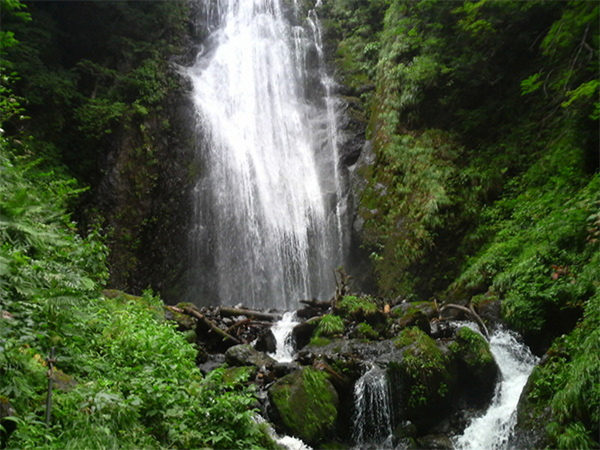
[335,295,383,324]
[391,301,436,335]
[268,367,339,445]
[390,327,455,429]
[448,327,498,407]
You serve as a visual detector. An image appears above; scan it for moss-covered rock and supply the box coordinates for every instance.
[351,322,380,340]
[336,295,383,324]
[268,367,339,445]
[389,301,437,336]
[390,327,455,429]
[448,327,498,407]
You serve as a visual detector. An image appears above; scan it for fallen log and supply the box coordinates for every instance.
[439,303,489,338]
[219,306,281,321]
[180,305,242,345]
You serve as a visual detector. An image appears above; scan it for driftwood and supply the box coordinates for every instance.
[175,305,242,345]
[439,303,489,338]
[225,318,271,334]
[219,306,281,321]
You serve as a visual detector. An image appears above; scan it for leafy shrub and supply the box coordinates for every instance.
[0,146,272,448]
[315,314,344,337]
[337,295,378,317]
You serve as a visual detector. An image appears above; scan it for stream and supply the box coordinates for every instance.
[268,316,538,449]
[453,327,538,449]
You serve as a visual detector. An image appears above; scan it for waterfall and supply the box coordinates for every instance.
[352,365,394,447]
[453,327,538,449]
[269,311,299,363]
[186,0,345,310]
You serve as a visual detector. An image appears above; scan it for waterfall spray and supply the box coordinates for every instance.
[186,0,345,310]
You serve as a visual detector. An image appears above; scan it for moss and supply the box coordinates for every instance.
[450,327,494,369]
[354,322,379,340]
[392,327,454,421]
[516,290,600,448]
[268,368,339,445]
[309,336,332,347]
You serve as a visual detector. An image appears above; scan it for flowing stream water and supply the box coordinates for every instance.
[453,327,538,449]
[269,311,299,363]
[352,364,394,447]
[186,0,345,310]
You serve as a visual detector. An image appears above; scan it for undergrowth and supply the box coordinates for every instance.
[0,145,272,448]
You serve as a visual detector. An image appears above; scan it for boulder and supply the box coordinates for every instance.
[255,328,277,353]
[268,367,339,445]
[225,344,276,369]
[292,320,318,350]
[448,327,499,407]
[417,434,454,449]
[389,327,456,430]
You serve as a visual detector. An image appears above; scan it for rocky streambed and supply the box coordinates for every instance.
[166,294,524,448]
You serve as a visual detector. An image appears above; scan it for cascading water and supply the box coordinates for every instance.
[453,327,538,449]
[269,311,299,363]
[352,365,394,447]
[186,0,346,310]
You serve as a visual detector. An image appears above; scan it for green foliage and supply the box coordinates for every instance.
[361,129,462,296]
[453,137,599,343]
[355,322,379,340]
[74,98,127,139]
[525,290,600,447]
[315,314,345,337]
[337,294,378,317]
[0,139,271,447]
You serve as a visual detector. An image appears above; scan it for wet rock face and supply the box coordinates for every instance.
[268,367,339,445]
[255,328,277,353]
[225,344,276,370]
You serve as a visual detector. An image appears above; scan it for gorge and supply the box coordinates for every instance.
[0,0,598,448]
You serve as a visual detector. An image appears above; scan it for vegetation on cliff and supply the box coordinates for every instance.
[323,0,598,446]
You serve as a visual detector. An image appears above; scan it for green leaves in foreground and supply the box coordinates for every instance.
[0,148,272,448]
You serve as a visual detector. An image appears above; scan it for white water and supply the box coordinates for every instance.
[187,0,345,310]
[454,327,538,449]
[352,365,394,447]
[276,435,312,450]
[269,311,299,363]
[255,413,312,450]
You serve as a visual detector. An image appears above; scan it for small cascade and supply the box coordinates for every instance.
[453,327,538,449]
[352,364,394,447]
[269,312,299,363]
